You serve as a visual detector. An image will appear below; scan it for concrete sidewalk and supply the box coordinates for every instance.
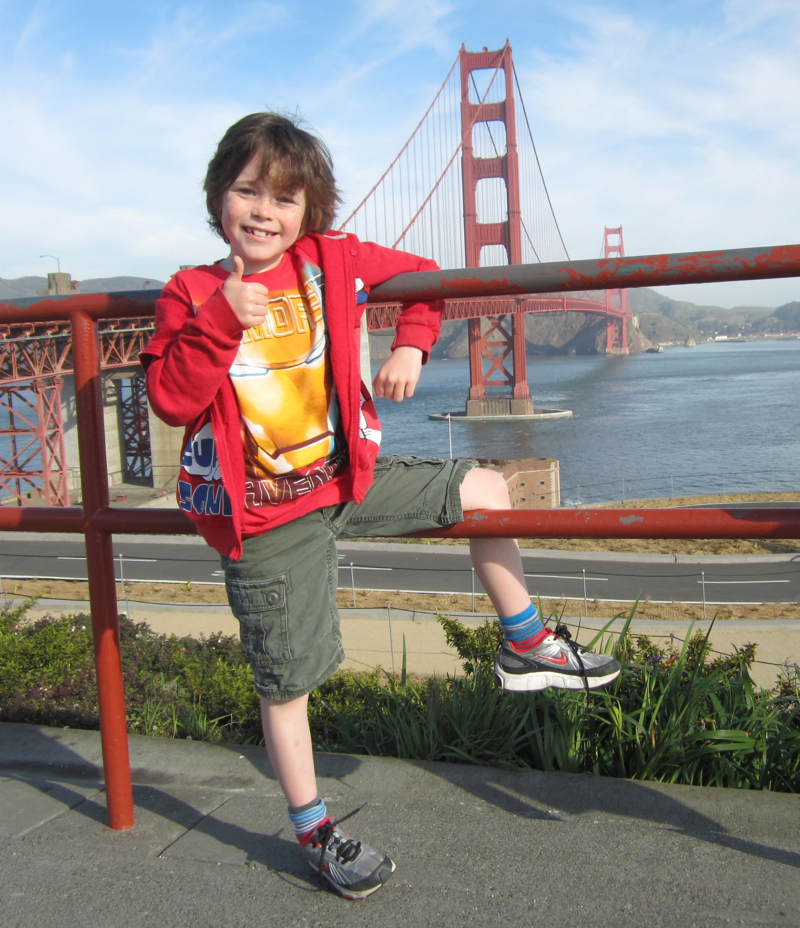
[1,722,798,928]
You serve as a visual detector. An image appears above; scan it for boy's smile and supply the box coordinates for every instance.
[220,157,306,274]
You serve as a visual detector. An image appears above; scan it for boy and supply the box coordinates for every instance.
[142,113,620,900]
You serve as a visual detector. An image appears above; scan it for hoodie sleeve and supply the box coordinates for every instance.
[350,237,444,361]
[140,272,245,427]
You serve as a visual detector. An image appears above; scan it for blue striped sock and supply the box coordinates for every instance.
[499,603,544,649]
[288,798,328,840]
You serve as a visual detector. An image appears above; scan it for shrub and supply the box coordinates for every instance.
[1,601,798,791]
[0,604,261,743]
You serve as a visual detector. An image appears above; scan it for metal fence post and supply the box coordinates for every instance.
[582,568,588,618]
[386,603,396,676]
[701,570,707,622]
[71,309,134,831]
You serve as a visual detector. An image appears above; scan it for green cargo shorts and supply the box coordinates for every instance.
[222,455,474,700]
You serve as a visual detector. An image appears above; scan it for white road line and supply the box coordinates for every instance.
[698,579,790,584]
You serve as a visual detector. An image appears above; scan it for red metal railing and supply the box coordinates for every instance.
[1,243,799,830]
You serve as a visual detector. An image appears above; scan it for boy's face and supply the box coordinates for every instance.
[220,157,306,274]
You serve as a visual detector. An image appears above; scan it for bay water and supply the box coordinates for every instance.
[2,340,798,506]
[373,339,800,504]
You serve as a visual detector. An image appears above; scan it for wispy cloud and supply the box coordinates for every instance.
[513,3,800,303]
[344,0,455,55]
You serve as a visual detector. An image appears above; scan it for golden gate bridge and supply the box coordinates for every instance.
[343,43,629,418]
[0,42,630,507]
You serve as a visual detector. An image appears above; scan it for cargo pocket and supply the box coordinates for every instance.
[226,575,293,666]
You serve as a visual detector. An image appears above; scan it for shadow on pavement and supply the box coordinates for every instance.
[407,759,800,869]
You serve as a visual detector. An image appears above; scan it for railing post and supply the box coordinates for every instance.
[71,309,134,830]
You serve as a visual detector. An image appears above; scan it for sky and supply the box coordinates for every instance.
[1,0,798,308]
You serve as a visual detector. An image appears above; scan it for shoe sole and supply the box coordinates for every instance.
[494,665,621,692]
[321,858,396,900]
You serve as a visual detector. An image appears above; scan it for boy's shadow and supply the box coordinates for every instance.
[0,722,362,891]
[5,722,798,877]
[405,757,800,870]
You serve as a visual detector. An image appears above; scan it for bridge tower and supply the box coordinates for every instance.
[461,43,534,417]
[603,226,629,354]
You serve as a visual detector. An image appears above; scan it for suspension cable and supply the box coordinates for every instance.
[512,61,571,261]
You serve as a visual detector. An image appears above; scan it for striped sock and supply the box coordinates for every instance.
[499,603,547,653]
[288,798,329,845]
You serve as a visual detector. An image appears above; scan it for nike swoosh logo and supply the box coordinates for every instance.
[537,653,570,665]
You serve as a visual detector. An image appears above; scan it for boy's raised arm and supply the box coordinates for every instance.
[352,237,445,363]
[141,278,245,427]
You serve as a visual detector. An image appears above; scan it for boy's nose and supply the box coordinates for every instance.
[251,197,274,219]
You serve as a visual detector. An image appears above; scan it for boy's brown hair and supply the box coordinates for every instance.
[204,112,341,240]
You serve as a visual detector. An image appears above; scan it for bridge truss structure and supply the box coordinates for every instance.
[0,316,153,505]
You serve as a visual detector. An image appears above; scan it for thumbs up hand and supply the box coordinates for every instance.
[223,256,270,329]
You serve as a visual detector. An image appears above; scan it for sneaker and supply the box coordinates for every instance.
[301,816,396,900]
[495,625,621,693]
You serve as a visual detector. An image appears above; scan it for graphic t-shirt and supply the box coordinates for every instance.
[228,255,346,532]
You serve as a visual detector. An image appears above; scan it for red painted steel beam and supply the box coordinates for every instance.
[368,243,800,302]
[70,308,134,831]
[6,243,797,326]
[0,290,157,324]
[3,504,798,540]
[416,508,800,539]
[89,507,197,535]
[0,505,86,532]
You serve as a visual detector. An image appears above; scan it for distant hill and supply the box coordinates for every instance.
[0,276,50,299]
[627,289,800,338]
[0,276,164,298]
[78,277,165,293]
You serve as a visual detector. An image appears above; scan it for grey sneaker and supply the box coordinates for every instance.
[495,625,621,692]
[301,814,396,900]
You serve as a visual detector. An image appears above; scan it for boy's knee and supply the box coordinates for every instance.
[460,466,511,512]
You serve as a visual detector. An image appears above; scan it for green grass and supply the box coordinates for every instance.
[1,600,798,790]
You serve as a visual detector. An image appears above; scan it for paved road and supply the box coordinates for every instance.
[1,533,798,604]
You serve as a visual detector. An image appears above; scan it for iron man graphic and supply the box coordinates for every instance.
[228,263,339,480]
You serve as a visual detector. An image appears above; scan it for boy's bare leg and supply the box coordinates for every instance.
[260,694,318,808]
[459,467,531,617]
[461,467,622,692]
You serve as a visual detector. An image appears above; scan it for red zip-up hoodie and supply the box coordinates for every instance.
[141,232,443,559]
